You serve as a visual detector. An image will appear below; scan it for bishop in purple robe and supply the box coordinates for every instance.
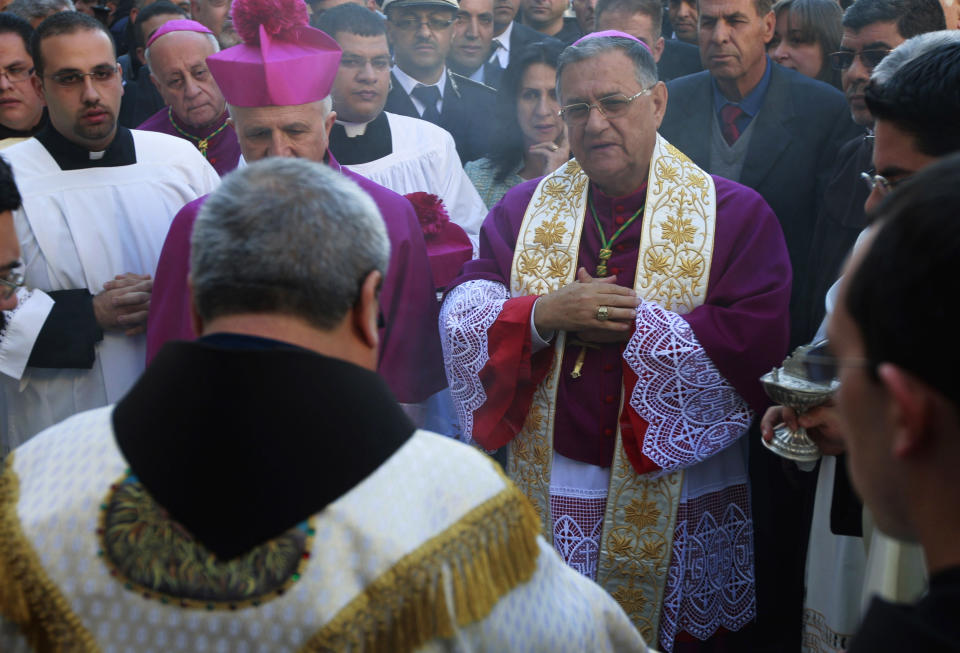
[439,31,791,651]
[144,5,446,405]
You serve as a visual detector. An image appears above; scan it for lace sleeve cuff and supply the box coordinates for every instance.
[624,302,754,471]
[0,288,54,380]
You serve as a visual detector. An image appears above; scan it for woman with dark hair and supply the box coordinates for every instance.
[768,0,843,89]
[465,41,569,210]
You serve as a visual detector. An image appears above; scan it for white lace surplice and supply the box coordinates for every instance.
[441,283,757,650]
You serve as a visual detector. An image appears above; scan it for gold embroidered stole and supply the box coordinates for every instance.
[506,135,717,644]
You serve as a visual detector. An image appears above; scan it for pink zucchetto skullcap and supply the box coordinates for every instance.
[573,29,652,54]
[146,19,214,48]
[205,0,342,107]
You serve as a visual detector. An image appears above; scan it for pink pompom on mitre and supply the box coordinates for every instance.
[231,0,309,44]
[405,192,450,238]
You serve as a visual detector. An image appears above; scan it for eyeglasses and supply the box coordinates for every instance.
[0,65,33,83]
[860,171,910,196]
[828,48,890,71]
[46,65,119,87]
[558,87,654,124]
[1,262,24,300]
[390,15,455,31]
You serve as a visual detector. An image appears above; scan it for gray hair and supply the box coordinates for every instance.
[190,158,390,330]
[872,30,960,85]
[6,0,74,21]
[144,30,220,71]
[556,36,658,99]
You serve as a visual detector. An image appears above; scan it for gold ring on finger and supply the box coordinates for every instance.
[596,305,609,321]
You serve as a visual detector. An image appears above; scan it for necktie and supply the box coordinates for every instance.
[489,39,505,67]
[720,104,745,146]
[411,84,442,124]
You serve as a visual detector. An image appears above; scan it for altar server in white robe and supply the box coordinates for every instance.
[0,11,218,453]
[320,4,486,250]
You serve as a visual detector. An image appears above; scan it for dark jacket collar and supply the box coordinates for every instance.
[35,122,136,170]
[113,335,415,560]
[0,107,48,141]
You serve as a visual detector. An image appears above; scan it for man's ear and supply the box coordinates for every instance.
[353,269,382,350]
[653,35,665,63]
[878,363,936,459]
[187,276,204,337]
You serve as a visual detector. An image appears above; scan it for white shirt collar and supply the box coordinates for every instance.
[336,119,373,137]
[392,65,447,99]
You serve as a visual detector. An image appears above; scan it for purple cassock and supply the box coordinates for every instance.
[146,153,447,405]
[138,108,242,177]
[441,173,792,649]
[450,176,792,465]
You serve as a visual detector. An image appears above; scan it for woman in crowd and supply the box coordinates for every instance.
[768,0,843,89]
[466,41,570,210]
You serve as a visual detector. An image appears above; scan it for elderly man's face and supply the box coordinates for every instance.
[827,236,914,541]
[387,6,457,79]
[149,31,225,129]
[559,49,666,196]
[837,22,903,127]
[35,29,123,152]
[0,210,19,312]
[698,0,774,97]
[450,0,495,73]
[0,32,44,133]
[331,31,392,123]
[230,100,336,162]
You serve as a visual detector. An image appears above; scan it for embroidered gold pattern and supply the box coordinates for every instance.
[302,478,542,653]
[0,455,99,651]
[507,137,717,643]
[98,474,316,610]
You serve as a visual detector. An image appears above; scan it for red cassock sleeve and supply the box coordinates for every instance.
[472,295,554,450]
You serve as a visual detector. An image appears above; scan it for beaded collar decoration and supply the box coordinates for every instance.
[97,470,316,611]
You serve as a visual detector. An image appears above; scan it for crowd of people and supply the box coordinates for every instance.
[0,0,957,648]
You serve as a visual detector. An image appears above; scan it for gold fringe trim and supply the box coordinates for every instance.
[0,453,99,652]
[302,478,542,653]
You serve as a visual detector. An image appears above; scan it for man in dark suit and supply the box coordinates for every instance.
[594,0,702,80]
[487,0,561,79]
[383,0,497,163]
[657,0,860,648]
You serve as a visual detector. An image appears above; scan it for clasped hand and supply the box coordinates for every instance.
[534,267,639,343]
[93,272,153,336]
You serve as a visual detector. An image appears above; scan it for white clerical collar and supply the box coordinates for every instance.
[336,119,372,137]
[490,22,512,67]
[89,150,106,160]
[392,65,447,99]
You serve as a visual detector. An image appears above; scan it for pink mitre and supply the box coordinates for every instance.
[206,0,342,107]
[573,29,653,54]
[146,19,214,48]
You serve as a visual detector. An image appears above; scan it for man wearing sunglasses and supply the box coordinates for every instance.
[383,0,497,163]
[442,31,791,651]
[0,11,218,453]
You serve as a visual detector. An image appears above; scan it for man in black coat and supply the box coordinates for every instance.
[383,0,497,163]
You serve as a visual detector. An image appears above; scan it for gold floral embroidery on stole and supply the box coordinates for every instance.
[507,159,589,539]
[597,136,716,644]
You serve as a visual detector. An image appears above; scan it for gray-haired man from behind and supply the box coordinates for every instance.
[0,158,648,652]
